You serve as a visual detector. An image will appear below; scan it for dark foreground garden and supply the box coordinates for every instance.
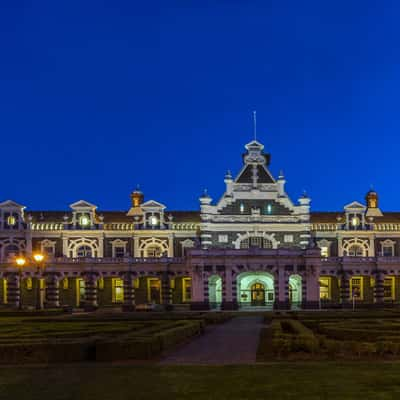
[2,309,400,399]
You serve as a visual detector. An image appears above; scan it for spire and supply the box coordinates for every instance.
[253,110,257,141]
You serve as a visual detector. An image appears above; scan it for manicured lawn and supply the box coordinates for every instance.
[1,363,400,399]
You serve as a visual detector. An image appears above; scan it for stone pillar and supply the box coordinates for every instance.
[304,268,320,309]
[340,274,350,307]
[122,272,135,311]
[275,268,289,309]
[45,273,60,308]
[6,273,20,308]
[190,269,209,310]
[83,273,98,311]
[161,273,172,310]
[374,271,385,305]
[221,268,236,310]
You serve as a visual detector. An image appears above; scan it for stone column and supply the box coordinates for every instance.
[340,273,350,307]
[122,272,135,312]
[304,268,320,309]
[83,273,98,311]
[45,273,60,308]
[6,273,20,308]
[275,267,289,309]
[221,267,236,310]
[161,273,172,310]
[374,271,385,305]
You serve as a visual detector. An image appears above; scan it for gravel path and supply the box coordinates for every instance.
[159,316,263,365]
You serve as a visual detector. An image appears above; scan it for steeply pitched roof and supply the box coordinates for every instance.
[236,165,275,184]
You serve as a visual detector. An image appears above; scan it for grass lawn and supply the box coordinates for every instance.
[1,363,400,400]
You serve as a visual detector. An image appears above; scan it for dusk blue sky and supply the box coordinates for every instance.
[1,1,399,212]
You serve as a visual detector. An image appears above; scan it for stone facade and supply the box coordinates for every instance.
[0,140,400,310]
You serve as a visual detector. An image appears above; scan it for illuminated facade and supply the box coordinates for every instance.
[1,139,399,310]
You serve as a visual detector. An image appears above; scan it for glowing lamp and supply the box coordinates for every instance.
[33,253,44,263]
[15,257,26,267]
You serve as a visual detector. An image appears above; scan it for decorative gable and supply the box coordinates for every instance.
[344,201,366,211]
[69,200,98,210]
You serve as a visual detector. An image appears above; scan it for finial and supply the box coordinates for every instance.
[253,110,257,141]
[225,169,232,179]
[279,170,285,179]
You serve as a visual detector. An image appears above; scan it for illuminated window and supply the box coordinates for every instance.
[79,279,85,302]
[79,215,90,227]
[62,278,69,290]
[265,204,272,214]
[112,279,124,303]
[7,215,16,227]
[239,203,245,213]
[26,278,32,290]
[319,278,330,299]
[97,277,104,290]
[149,216,158,226]
[320,246,329,257]
[384,277,394,299]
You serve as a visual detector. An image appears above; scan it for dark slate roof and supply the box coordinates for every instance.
[236,165,275,184]
[28,210,201,224]
[29,211,66,223]
[311,211,400,223]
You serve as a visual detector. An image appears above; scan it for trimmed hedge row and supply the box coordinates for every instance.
[96,320,205,361]
[0,320,205,364]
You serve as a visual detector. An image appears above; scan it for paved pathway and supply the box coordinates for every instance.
[159,316,263,365]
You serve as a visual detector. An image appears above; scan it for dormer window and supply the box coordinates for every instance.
[149,215,158,226]
[79,215,90,227]
[6,215,16,227]
[351,216,360,228]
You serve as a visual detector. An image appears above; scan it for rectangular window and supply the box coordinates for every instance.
[319,278,331,300]
[384,277,394,300]
[382,246,394,257]
[284,235,294,243]
[320,246,329,257]
[112,278,124,303]
[218,235,228,243]
[114,246,125,258]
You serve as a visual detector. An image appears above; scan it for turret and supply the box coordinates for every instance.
[130,186,144,208]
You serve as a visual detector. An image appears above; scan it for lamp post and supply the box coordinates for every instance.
[15,256,26,310]
[33,253,45,310]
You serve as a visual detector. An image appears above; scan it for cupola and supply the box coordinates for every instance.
[130,186,144,208]
[365,188,383,217]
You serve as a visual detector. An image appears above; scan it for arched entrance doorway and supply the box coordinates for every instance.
[208,275,222,309]
[289,275,302,309]
[251,282,265,306]
[237,272,274,308]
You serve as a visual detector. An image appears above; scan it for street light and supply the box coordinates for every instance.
[33,253,45,310]
[15,256,26,310]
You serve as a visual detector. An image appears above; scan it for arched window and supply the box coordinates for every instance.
[4,245,20,258]
[347,245,364,257]
[146,245,166,258]
[76,245,93,258]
